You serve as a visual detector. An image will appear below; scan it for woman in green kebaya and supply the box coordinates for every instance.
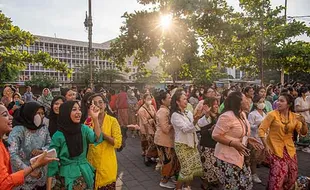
[46,101,103,190]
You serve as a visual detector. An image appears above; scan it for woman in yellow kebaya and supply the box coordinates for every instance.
[85,93,122,190]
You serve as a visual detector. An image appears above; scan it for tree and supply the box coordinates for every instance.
[134,68,161,84]
[103,0,310,85]
[223,0,310,80]
[101,6,200,83]
[102,0,244,84]
[0,12,71,83]
[74,64,126,86]
[73,64,94,86]
[97,69,126,86]
[24,74,59,89]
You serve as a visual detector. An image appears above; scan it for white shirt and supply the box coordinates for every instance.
[295,97,310,123]
[171,111,198,148]
[197,115,212,128]
[248,110,266,139]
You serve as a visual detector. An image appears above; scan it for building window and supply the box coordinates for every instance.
[235,69,241,79]
[128,61,132,66]
[129,76,131,80]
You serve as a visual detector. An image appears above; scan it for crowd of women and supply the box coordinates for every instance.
[0,82,309,190]
[132,83,309,190]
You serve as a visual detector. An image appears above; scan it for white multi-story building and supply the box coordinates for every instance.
[18,35,138,84]
[18,35,243,85]
[226,67,244,79]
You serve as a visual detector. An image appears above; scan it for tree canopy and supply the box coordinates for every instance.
[0,12,71,83]
[74,64,126,86]
[103,0,310,85]
[24,73,59,89]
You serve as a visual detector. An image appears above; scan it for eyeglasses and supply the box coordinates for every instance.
[93,100,104,106]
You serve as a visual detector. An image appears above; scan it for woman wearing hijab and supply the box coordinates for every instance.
[0,103,58,190]
[47,101,103,190]
[8,102,50,190]
[7,92,24,116]
[38,88,54,116]
[47,96,65,138]
[1,85,15,108]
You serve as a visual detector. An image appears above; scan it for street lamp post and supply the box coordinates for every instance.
[260,0,265,86]
[84,0,93,89]
[280,0,287,85]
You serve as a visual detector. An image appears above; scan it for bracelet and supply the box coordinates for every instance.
[228,140,233,147]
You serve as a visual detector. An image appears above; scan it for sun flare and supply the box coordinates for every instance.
[160,14,173,29]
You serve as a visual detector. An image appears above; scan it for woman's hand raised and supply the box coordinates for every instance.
[89,104,100,120]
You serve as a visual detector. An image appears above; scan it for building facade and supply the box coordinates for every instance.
[18,35,138,85]
[18,35,243,86]
[226,67,244,79]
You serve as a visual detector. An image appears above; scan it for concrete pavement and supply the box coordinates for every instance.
[116,135,310,190]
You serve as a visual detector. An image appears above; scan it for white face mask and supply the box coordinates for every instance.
[146,100,152,105]
[33,114,42,127]
[257,103,266,110]
[131,93,135,97]
[196,93,200,97]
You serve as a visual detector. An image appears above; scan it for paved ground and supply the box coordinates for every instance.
[116,134,310,190]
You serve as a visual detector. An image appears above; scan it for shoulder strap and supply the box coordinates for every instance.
[143,106,155,119]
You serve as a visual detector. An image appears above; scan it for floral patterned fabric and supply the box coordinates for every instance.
[140,134,158,158]
[54,176,91,190]
[174,142,203,182]
[157,146,180,181]
[200,146,220,184]
[8,125,51,190]
[217,158,253,190]
[98,182,116,190]
[268,148,298,190]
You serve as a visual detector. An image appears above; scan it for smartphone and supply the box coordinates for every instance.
[15,101,20,106]
[30,148,57,164]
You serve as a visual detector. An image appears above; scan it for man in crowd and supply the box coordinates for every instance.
[23,86,35,102]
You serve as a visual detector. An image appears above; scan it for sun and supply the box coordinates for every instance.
[160,14,173,30]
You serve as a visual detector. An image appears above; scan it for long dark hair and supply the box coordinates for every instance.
[156,90,169,110]
[279,92,295,112]
[170,89,184,116]
[222,91,243,118]
[157,91,168,106]
[298,86,308,97]
[81,92,95,123]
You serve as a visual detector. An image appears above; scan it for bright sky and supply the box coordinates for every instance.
[1,0,309,43]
